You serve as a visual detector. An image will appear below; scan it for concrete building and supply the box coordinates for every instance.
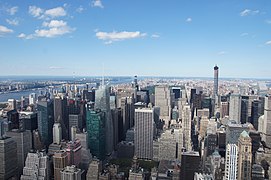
[86,159,102,180]
[262,95,271,148]
[134,107,154,159]
[155,86,172,126]
[21,151,50,180]
[66,139,82,167]
[229,94,242,123]
[213,65,219,97]
[180,151,200,180]
[53,123,62,144]
[237,131,252,180]
[182,104,192,151]
[225,144,238,180]
[60,165,82,180]
[53,150,68,180]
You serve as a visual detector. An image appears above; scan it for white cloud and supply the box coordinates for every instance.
[0,25,13,36]
[35,20,74,38]
[7,6,18,15]
[42,20,67,28]
[265,20,271,24]
[29,6,66,19]
[240,9,259,16]
[92,0,104,8]
[76,6,84,13]
[186,17,192,22]
[266,41,271,45]
[44,7,66,17]
[218,51,227,55]
[151,34,160,38]
[29,6,44,17]
[49,66,64,69]
[6,19,19,26]
[17,33,26,38]
[240,32,248,36]
[17,33,34,40]
[96,31,146,43]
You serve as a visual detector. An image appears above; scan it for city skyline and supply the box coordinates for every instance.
[0,1,271,78]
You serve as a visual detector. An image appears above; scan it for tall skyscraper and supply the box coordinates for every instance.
[180,151,200,180]
[134,107,154,159]
[237,131,252,180]
[229,94,242,123]
[29,93,37,105]
[0,136,18,179]
[37,99,54,147]
[225,144,238,180]
[263,95,271,147]
[53,150,68,180]
[66,139,82,167]
[213,65,219,97]
[86,108,106,160]
[54,96,68,140]
[94,85,114,154]
[182,104,192,151]
[6,129,32,176]
[155,85,172,126]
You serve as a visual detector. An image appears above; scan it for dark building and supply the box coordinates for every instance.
[86,108,106,160]
[205,134,217,156]
[37,99,54,148]
[202,97,212,118]
[172,87,182,99]
[7,109,19,130]
[180,151,200,180]
[82,89,95,102]
[54,96,69,140]
[20,112,38,131]
[241,96,249,124]
[249,131,261,164]
[214,65,219,97]
[251,99,264,130]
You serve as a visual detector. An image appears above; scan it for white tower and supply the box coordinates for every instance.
[53,123,62,144]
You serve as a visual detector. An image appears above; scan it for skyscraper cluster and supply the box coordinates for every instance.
[0,65,271,179]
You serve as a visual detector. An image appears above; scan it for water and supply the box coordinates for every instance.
[0,89,43,102]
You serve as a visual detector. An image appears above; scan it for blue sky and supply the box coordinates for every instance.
[0,0,271,78]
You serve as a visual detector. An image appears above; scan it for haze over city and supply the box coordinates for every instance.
[1,0,271,78]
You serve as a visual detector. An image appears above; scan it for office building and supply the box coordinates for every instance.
[29,93,37,105]
[229,94,242,123]
[155,85,172,126]
[53,123,62,144]
[225,144,238,180]
[237,131,252,180]
[21,151,50,180]
[180,151,200,180]
[262,95,271,148]
[182,104,192,151]
[86,159,102,180]
[60,165,82,180]
[54,96,68,140]
[86,108,106,160]
[0,136,18,179]
[37,99,54,147]
[6,129,32,176]
[66,139,82,167]
[94,85,114,154]
[53,150,68,180]
[134,107,154,159]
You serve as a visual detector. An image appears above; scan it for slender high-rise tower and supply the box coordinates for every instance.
[214,65,219,97]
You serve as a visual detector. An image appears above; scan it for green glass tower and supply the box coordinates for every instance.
[86,108,106,160]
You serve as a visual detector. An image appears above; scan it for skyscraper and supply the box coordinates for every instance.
[37,99,54,147]
[86,108,106,160]
[53,150,68,180]
[229,94,242,123]
[94,85,114,154]
[263,95,271,147]
[182,104,192,151]
[237,131,252,180]
[134,107,154,159]
[225,144,238,180]
[155,85,172,127]
[213,65,219,97]
[54,96,68,140]
[0,136,18,179]
[53,123,62,144]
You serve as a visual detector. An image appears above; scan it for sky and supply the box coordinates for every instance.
[0,0,271,78]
